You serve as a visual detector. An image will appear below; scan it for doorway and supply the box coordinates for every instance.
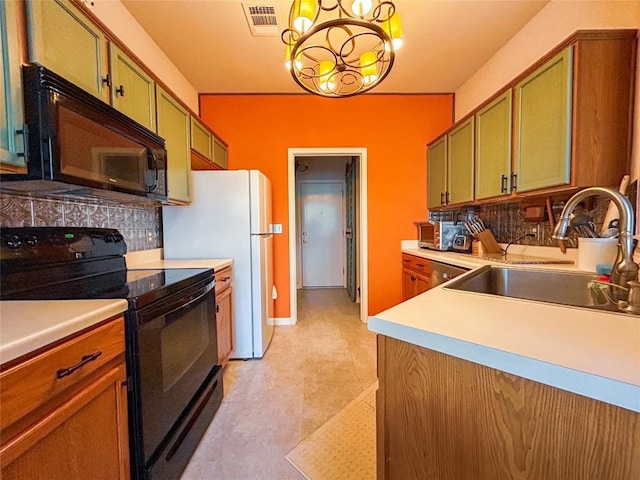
[288,148,368,324]
[299,181,345,287]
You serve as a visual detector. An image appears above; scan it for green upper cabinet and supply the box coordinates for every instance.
[427,136,447,209]
[213,137,228,169]
[26,0,108,101]
[514,47,572,193]
[475,90,512,200]
[109,44,156,131]
[0,0,26,169]
[447,117,474,205]
[190,116,213,161]
[157,86,191,203]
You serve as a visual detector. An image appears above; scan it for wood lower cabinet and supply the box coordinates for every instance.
[402,254,432,300]
[0,316,130,480]
[377,335,640,480]
[215,266,233,366]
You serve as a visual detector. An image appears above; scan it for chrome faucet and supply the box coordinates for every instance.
[553,187,639,300]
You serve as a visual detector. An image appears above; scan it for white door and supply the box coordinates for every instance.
[300,182,344,287]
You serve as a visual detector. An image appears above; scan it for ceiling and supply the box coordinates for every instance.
[121,0,549,94]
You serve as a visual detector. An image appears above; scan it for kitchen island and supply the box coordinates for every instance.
[369,245,640,479]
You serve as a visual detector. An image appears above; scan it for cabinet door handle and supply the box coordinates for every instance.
[511,173,518,191]
[410,276,416,282]
[500,174,508,193]
[216,304,220,313]
[221,277,231,281]
[440,192,445,205]
[115,85,125,96]
[102,74,111,87]
[445,191,450,205]
[15,124,28,161]
[56,351,103,379]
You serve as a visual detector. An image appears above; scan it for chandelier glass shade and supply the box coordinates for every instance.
[281,0,403,98]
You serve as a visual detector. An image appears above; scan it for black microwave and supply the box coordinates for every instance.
[1,65,167,202]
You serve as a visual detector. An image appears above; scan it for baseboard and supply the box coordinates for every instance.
[273,317,294,326]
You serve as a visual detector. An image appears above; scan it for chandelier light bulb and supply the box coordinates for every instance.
[318,60,336,92]
[382,11,403,51]
[292,0,317,34]
[285,44,303,71]
[360,51,378,85]
[351,0,373,16]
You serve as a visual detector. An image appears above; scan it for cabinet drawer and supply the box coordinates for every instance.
[0,317,125,432]
[402,254,431,274]
[215,266,233,294]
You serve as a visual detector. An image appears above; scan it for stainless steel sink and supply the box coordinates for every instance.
[444,265,611,310]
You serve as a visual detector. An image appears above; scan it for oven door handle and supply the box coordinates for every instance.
[136,281,214,325]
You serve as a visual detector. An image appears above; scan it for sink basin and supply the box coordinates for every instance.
[444,265,610,310]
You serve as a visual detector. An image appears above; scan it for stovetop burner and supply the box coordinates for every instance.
[0,227,213,308]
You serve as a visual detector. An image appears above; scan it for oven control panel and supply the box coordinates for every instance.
[1,227,126,266]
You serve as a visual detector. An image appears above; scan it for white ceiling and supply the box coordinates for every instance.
[121,0,549,94]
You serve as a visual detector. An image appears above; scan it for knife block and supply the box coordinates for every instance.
[476,230,502,254]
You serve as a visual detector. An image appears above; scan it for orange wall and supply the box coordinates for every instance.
[199,94,453,317]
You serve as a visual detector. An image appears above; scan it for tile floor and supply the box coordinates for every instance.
[181,288,378,479]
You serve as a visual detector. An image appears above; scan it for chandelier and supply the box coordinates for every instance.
[281,0,403,98]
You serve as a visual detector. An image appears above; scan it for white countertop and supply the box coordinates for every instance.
[125,248,232,271]
[0,300,128,365]
[369,242,640,412]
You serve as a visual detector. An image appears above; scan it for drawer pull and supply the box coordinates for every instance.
[56,351,103,379]
[221,277,231,282]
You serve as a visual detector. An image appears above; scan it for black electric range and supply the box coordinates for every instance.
[0,227,223,480]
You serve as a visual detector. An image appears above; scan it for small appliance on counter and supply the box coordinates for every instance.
[416,221,466,251]
[451,233,473,253]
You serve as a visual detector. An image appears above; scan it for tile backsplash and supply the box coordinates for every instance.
[0,193,162,251]
[430,182,637,249]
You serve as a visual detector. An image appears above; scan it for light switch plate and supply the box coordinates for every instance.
[271,224,283,234]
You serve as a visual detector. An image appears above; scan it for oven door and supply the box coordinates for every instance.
[127,278,217,468]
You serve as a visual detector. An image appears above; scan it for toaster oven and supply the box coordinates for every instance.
[417,221,465,251]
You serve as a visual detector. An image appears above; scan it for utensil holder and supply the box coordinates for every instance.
[578,237,618,272]
[476,230,502,254]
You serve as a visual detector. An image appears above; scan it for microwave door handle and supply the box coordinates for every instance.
[147,150,158,192]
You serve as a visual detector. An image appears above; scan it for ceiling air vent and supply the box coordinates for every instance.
[242,3,282,36]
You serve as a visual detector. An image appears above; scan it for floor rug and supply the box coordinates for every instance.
[285,382,377,480]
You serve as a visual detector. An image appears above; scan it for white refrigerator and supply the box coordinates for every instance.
[162,170,275,359]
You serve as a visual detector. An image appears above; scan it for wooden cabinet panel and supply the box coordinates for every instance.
[475,90,512,200]
[0,318,125,433]
[190,116,213,161]
[215,266,233,366]
[427,136,447,209]
[109,44,156,131]
[447,117,474,205]
[514,48,572,193]
[1,316,129,479]
[157,85,191,203]
[26,0,108,101]
[216,287,233,366]
[0,0,26,170]
[2,364,129,480]
[401,254,432,301]
[378,335,640,480]
[213,136,228,169]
